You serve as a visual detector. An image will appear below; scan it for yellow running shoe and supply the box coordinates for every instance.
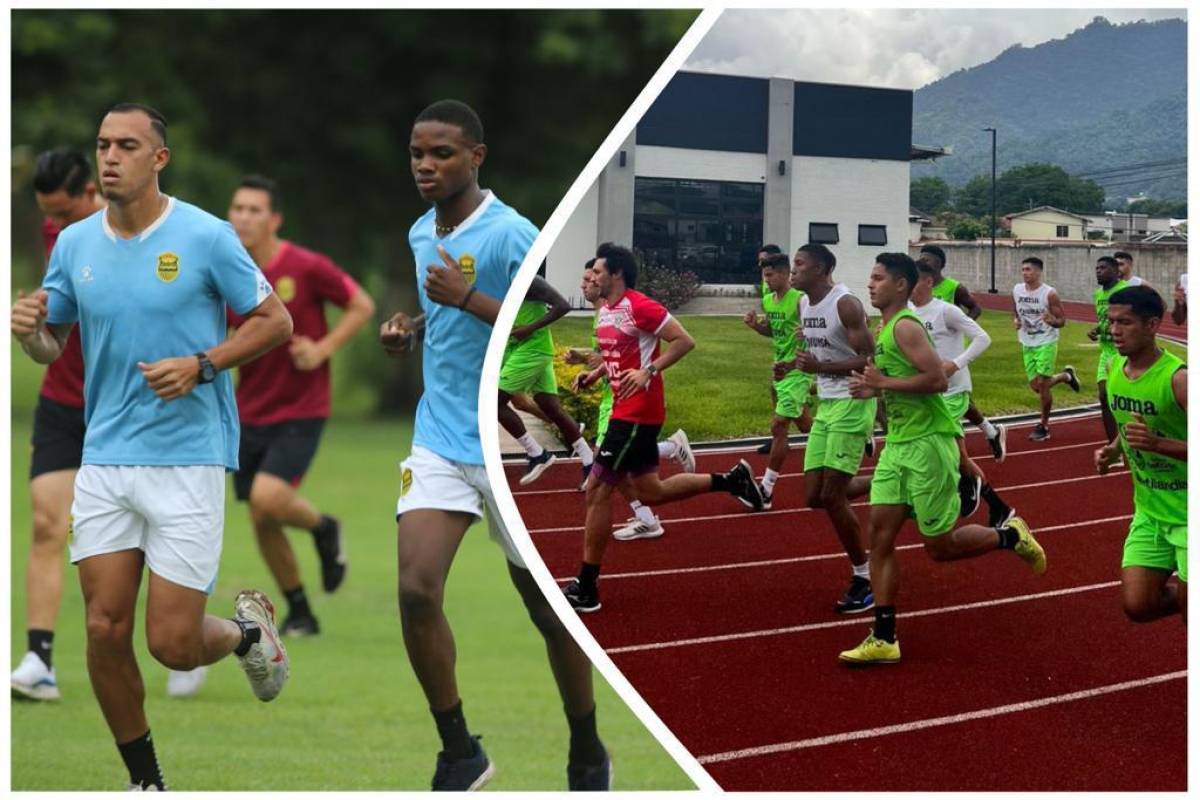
[1006,516,1046,575]
[838,633,901,665]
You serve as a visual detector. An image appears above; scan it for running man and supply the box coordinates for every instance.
[789,243,877,613]
[380,99,610,791]
[1090,256,1129,443]
[564,260,694,541]
[755,243,785,455]
[838,253,1044,666]
[1012,256,1080,442]
[1172,273,1187,325]
[918,244,1007,460]
[743,252,813,507]
[1094,286,1186,624]
[1113,250,1146,287]
[562,243,762,612]
[498,273,595,488]
[227,175,376,636]
[11,103,292,789]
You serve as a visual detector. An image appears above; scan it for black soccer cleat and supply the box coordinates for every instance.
[958,473,982,518]
[726,459,764,511]
[568,749,613,791]
[986,424,1007,462]
[432,736,495,791]
[519,451,557,486]
[1063,365,1081,393]
[834,576,874,614]
[280,612,320,638]
[1028,423,1051,442]
[563,579,601,613]
[313,515,347,593]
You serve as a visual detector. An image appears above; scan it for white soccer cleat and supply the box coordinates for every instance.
[11,651,60,701]
[166,666,208,699]
[234,590,289,702]
[614,517,665,541]
[668,429,696,473]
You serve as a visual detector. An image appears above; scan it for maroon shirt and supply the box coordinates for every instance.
[39,218,86,408]
[230,241,359,425]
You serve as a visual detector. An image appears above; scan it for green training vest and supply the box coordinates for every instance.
[930,276,959,304]
[875,309,960,443]
[1094,280,1130,347]
[762,288,803,365]
[506,300,555,357]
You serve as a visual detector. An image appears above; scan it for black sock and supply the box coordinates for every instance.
[996,526,1020,550]
[710,473,731,492]
[233,618,261,657]
[432,700,474,759]
[567,705,606,766]
[579,562,601,589]
[311,514,335,537]
[28,629,54,669]
[117,730,165,790]
[873,605,897,643]
[284,586,311,619]
[981,484,1010,520]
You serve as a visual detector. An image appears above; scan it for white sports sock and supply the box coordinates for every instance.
[978,419,998,439]
[658,440,679,459]
[852,561,870,579]
[630,502,657,526]
[762,468,780,492]
[572,437,594,466]
[517,433,544,458]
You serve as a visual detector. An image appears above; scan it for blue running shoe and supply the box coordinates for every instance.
[432,736,495,791]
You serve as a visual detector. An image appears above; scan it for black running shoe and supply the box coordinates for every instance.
[312,515,347,593]
[432,736,494,791]
[1063,365,1080,393]
[563,579,601,613]
[1028,423,1051,442]
[756,440,772,455]
[958,473,982,518]
[987,424,1007,462]
[568,750,613,791]
[519,451,557,486]
[279,613,320,637]
[726,459,764,511]
[834,576,874,614]
[864,437,876,459]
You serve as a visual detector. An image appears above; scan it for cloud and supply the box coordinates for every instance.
[685,9,1187,88]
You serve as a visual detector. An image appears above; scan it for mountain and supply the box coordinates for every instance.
[911,16,1187,203]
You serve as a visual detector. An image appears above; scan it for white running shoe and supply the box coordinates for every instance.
[614,517,665,541]
[166,666,208,698]
[234,590,289,702]
[668,429,696,473]
[126,783,162,791]
[11,651,60,701]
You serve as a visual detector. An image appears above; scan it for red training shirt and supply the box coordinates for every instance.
[230,240,360,425]
[595,289,671,425]
[39,218,87,408]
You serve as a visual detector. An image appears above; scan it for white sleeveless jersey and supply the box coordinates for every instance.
[909,298,986,395]
[800,283,858,399]
[1012,282,1059,347]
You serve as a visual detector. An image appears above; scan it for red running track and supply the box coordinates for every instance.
[505,414,1186,791]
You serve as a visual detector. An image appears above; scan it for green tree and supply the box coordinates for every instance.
[910,176,952,213]
[948,217,987,241]
[954,175,992,217]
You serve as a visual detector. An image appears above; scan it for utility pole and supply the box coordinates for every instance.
[983,127,998,293]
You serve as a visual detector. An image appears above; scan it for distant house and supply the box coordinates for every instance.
[1006,206,1088,240]
[909,207,931,242]
[1081,211,1180,242]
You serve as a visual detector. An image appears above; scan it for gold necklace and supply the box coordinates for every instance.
[435,220,457,235]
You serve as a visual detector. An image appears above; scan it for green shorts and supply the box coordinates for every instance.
[498,352,557,396]
[803,396,876,476]
[1022,343,1058,381]
[596,386,613,444]
[1097,344,1117,384]
[943,392,970,431]
[1122,508,1188,582]
[774,370,815,419]
[870,433,961,536]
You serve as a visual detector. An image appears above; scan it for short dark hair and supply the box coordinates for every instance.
[106,102,168,144]
[1109,285,1165,321]
[583,258,596,271]
[414,99,484,144]
[596,242,638,290]
[1097,256,1119,270]
[798,243,836,273]
[762,253,789,271]
[1113,250,1133,262]
[33,147,91,196]
[915,257,938,278]
[236,174,282,212]
[1022,256,1044,270]
[877,252,919,294]
[919,244,946,269]
[757,243,782,256]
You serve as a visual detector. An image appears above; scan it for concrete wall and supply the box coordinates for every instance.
[635,144,767,182]
[908,241,1189,303]
[546,180,600,307]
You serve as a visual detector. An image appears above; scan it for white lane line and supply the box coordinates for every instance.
[510,438,1108,497]
[551,515,1133,583]
[604,581,1121,655]
[528,469,1128,534]
[697,670,1187,765]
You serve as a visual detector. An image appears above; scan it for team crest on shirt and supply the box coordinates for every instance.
[156,252,180,283]
[79,265,94,283]
[276,276,297,303]
[458,253,477,285]
[400,467,414,497]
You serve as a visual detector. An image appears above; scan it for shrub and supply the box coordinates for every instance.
[637,259,702,310]
[552,345,605,443]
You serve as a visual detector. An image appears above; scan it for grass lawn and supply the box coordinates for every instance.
[547,310,1187,442]
[9,345,692,790]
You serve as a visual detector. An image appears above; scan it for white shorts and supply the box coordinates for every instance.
[70,465,225,594]
[395,446,524,568]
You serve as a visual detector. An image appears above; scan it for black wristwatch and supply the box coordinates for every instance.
[196,352,218,384]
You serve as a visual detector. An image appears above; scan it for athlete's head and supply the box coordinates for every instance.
[761,252,791,293]
[581,257,601,303]
[96,102,169,203]
[757,243,782,267]
[228,175,283,250]
[1021,257,1044,286]
[790,243,835,292]
[33,147,99,228]
[868,252,919,310]
[593,242,637,298]
[918,244,946,274]
[1095,256,1121,287]
[410,99,486,204]
[1113,250,1134,280]
[911,256,938,305]
[1108,285,1165,356]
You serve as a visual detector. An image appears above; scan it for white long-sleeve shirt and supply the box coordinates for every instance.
[909,297,990,395]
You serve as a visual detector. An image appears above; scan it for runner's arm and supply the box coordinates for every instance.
[311,286,376,363]
[947,305,990,371]
[510,277,571,341]
[380,311,426,356]
[1044,290,1067,328]
[873,317,948,395]
[954,283,982,319]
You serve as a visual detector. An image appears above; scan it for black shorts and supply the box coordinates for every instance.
[592,419,662,485]
[233,418,326,501]
[30,395,86,479]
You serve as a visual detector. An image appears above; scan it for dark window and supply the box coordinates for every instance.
[633,177,764,284]
[858,225,887,246]
[809,222,839,245]
[1055,225,1069,237]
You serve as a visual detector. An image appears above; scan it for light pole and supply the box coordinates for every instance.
[983,127,997,293]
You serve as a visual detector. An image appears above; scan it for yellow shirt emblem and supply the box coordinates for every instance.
[156,252,180,283]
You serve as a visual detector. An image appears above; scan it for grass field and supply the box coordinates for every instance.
[547,310,1187,442]
[9,345,692,790]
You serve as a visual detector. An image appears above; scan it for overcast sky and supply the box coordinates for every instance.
[686,8,1187,89]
